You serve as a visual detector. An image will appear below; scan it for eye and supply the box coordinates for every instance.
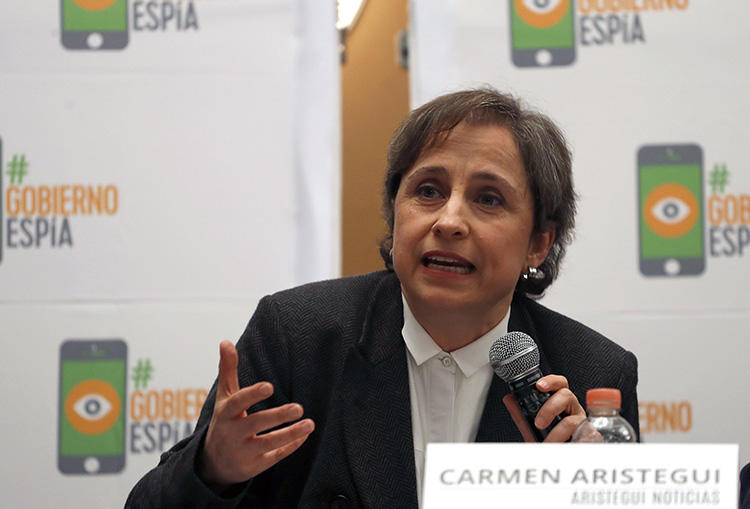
[416,184,443,200]
[476,192,504,208]
[64,379,121,434]
[73,393,113,421]
[643,183,699,238]
[650,197,690,224]
[516,0,567,28]
[521,0,562,15]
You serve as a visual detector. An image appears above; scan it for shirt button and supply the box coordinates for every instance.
[441,356,452,368]
[329,494,350,508]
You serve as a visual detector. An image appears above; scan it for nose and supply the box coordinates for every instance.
[431,196,469,237]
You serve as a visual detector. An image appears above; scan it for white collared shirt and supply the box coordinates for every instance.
[401,295,509,507]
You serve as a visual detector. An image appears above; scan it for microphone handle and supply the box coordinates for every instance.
[508,368,564,442]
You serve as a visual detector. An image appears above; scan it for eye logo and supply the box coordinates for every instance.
[71,0,118,10]
[643,183,699,238]
[514,0,570,28]
[64,379,121,435]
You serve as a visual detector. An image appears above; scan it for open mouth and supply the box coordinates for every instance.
[422,255,476,274]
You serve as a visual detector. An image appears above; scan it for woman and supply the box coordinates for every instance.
[127,89,639,508]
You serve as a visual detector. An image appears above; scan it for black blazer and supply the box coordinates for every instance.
[127,271,639,508]
[741,462,750,509]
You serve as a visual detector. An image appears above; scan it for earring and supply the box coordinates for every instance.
[523,266,538,280]
[389,247,394,258]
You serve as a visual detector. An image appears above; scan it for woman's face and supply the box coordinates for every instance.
[392,122,553,322]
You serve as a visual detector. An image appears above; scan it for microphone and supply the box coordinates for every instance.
[489,331,562,442]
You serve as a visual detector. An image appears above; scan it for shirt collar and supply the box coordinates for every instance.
[401,294,510,378]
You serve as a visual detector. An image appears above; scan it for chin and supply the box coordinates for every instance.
[417,291,479,312]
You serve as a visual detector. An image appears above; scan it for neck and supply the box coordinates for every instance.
[404,294,511,352]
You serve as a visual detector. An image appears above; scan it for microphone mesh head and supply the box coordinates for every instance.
[488,331,540,382]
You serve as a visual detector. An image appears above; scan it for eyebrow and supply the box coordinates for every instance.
[406,166,447,180]
[407,166,523,195]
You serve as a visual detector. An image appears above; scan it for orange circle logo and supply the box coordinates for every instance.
[64,379,121,435]
[643,183,699,238]
[72,0,118,11]
[514,0,570,28]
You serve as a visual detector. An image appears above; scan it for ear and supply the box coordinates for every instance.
[526,228,555,269]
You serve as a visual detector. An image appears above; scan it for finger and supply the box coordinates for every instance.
[221,382,274,418]
[536,374,569,392]
[255,436,309,473]
[217,341,240,399]
[503,394,536,443]
[570,420,604,443]
[534,388,584,429]
[253,418,314,453]
[543,413,587,443]
[245,403,304,435]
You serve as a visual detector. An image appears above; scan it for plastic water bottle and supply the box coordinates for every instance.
[571,388,637,443]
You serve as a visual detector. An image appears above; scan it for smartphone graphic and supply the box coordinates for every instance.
[638,144,704,277]
[510,0,576,67]
[60,0,129,50]
[58,339,127,474]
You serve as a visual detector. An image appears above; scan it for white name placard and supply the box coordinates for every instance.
[423,443,738,509]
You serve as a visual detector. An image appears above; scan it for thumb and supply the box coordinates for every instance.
[216,340,240,399]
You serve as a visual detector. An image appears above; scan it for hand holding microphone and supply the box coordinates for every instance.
[489,331,585,442]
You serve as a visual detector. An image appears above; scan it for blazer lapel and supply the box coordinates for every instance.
[508,295,555,382]
[340,274,418,508]
[474,375,523,443]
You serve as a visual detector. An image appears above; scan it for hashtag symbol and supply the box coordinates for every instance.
[132,359,154,390]
[709,164,729,194]
[6,154,29,185]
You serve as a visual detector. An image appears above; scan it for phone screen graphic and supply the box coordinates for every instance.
[58,339,127,474]
[638,145,705,277]
[61,0,129,50]
[510,0,576,67]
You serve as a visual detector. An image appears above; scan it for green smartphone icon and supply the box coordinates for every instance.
[638,144,705,277]
[510,0,576,67]
[58,339,127,474]
[60,0,129,50]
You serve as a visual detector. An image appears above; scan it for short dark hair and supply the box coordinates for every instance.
[379,88,577,297]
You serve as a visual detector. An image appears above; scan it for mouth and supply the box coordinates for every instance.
[421,254,476,275]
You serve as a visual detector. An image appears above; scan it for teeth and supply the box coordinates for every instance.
[424,256,472,267]
[429,256,462,264]
[424,256,473,274]
[425,262,472,274]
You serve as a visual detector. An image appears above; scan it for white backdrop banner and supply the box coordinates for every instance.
[0,0,338,506]
[410,0,750,468]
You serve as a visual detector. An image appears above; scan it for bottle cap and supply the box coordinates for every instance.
[586,388,621,409]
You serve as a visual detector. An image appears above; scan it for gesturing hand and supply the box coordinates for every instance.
[198,341,315,488]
